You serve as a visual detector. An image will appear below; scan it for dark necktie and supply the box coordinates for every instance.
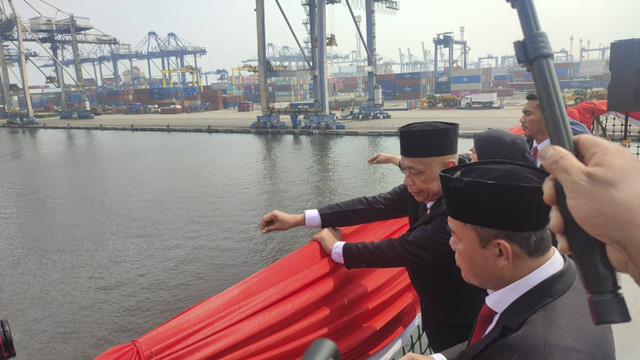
[532,146,539,162]
[470,302,497,344]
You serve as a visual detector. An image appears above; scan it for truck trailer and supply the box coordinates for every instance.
[460,93,498,108]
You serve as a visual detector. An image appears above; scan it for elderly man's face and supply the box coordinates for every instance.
[400,156,447,203]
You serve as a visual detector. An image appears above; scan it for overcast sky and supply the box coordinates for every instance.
[5,0,640,84]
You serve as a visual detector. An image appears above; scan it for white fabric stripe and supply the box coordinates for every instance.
[366,312,422,360]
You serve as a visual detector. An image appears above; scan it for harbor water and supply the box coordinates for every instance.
[0,127,473,359]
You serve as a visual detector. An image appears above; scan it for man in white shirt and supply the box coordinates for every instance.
[400,160,615,360]
[260,122,486,352]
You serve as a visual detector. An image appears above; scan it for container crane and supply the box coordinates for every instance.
[0,1,120,119]
[161,66,202,91]
[231,64,258,85]
[134,31,207,88]
[433,31,468,94]
[478,54,499,68]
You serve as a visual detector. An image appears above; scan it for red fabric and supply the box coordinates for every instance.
[567,100,609,131]
[508,126,524,135]
[96,218,419,360]
[469,303,496,345]
[531,146,538,162]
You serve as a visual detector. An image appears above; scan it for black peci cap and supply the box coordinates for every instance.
[439,160,550,232]
[399,121,459,158]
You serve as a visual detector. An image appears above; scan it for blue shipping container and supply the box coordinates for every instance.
[450,75,482,84]
[555,68,571,76]
[395,85,421,93]
[183,87,200,95]
[377,80,395,90]
[394,72,424,80]
[493,74,513,81]
[523,73,533,80]
[559,79,594,90]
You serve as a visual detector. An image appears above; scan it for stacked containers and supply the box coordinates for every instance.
[508,64,534,91]
[492,74,513,88]
[67,93,82,107]
[134,89,150,105]
[554,62,573,81]
[222,94,243,108]
[450,68,490,96]
[237,101,254,112]
[273,78,308,103]
[482,88,515,97]
[201,89,224,110]
[149,88,173,105]
[106,89,132,107]
[394,72,425,100]
[377,73,395,100]
[579,59,609,77]
[183,87,201,108]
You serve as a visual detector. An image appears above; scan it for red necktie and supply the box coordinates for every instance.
[532,146,539,162]
[470,303,497,344]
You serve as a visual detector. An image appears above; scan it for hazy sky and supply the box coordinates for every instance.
[5,0,640,84]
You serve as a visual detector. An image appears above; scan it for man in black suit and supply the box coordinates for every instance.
[400,160,615,360]
[260,122,485,352]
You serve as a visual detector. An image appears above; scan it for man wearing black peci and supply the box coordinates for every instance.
[400,160,615,360]
[260,122,485,352]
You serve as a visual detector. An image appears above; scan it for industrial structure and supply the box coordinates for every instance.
[0,0,212,121]
[0,1,614,128]
[253,0,399,130]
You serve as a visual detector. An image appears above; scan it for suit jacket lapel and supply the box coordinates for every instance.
[455,256,576,360]
[409,197,443,230]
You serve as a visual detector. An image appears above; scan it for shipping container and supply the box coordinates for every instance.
[395,85,421,93]
[394,78,422,87]
[555,68,571,77]
[451,68,484,77]
[554,62,573,69]
[394,92,421,100]
[482,88,515,97]
[377,73,395,81]
[451,75,482,84]
[493,74,513,81]
[451,83,483,91]
[395,72,425,80]
[508,82,537,91]
[450,90,482,97]
[377,80,395,91]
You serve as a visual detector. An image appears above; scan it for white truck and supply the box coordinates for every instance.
[460,93,498,108]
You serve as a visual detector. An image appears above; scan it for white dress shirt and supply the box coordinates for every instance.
[305,201,436,264]
[532,138,550,167]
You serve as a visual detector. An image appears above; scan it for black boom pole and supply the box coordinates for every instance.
[508,0,630,325]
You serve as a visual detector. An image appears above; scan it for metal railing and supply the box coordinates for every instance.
[593,114,640,159]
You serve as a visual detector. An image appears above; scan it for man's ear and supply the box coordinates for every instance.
[492,239,513,267]
[443,158,457,169]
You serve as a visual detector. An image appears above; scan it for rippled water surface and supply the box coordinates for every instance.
[0,128,472,359]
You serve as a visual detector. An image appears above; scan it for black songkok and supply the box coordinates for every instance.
[440,160,550,232]
[399,121,459,158]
